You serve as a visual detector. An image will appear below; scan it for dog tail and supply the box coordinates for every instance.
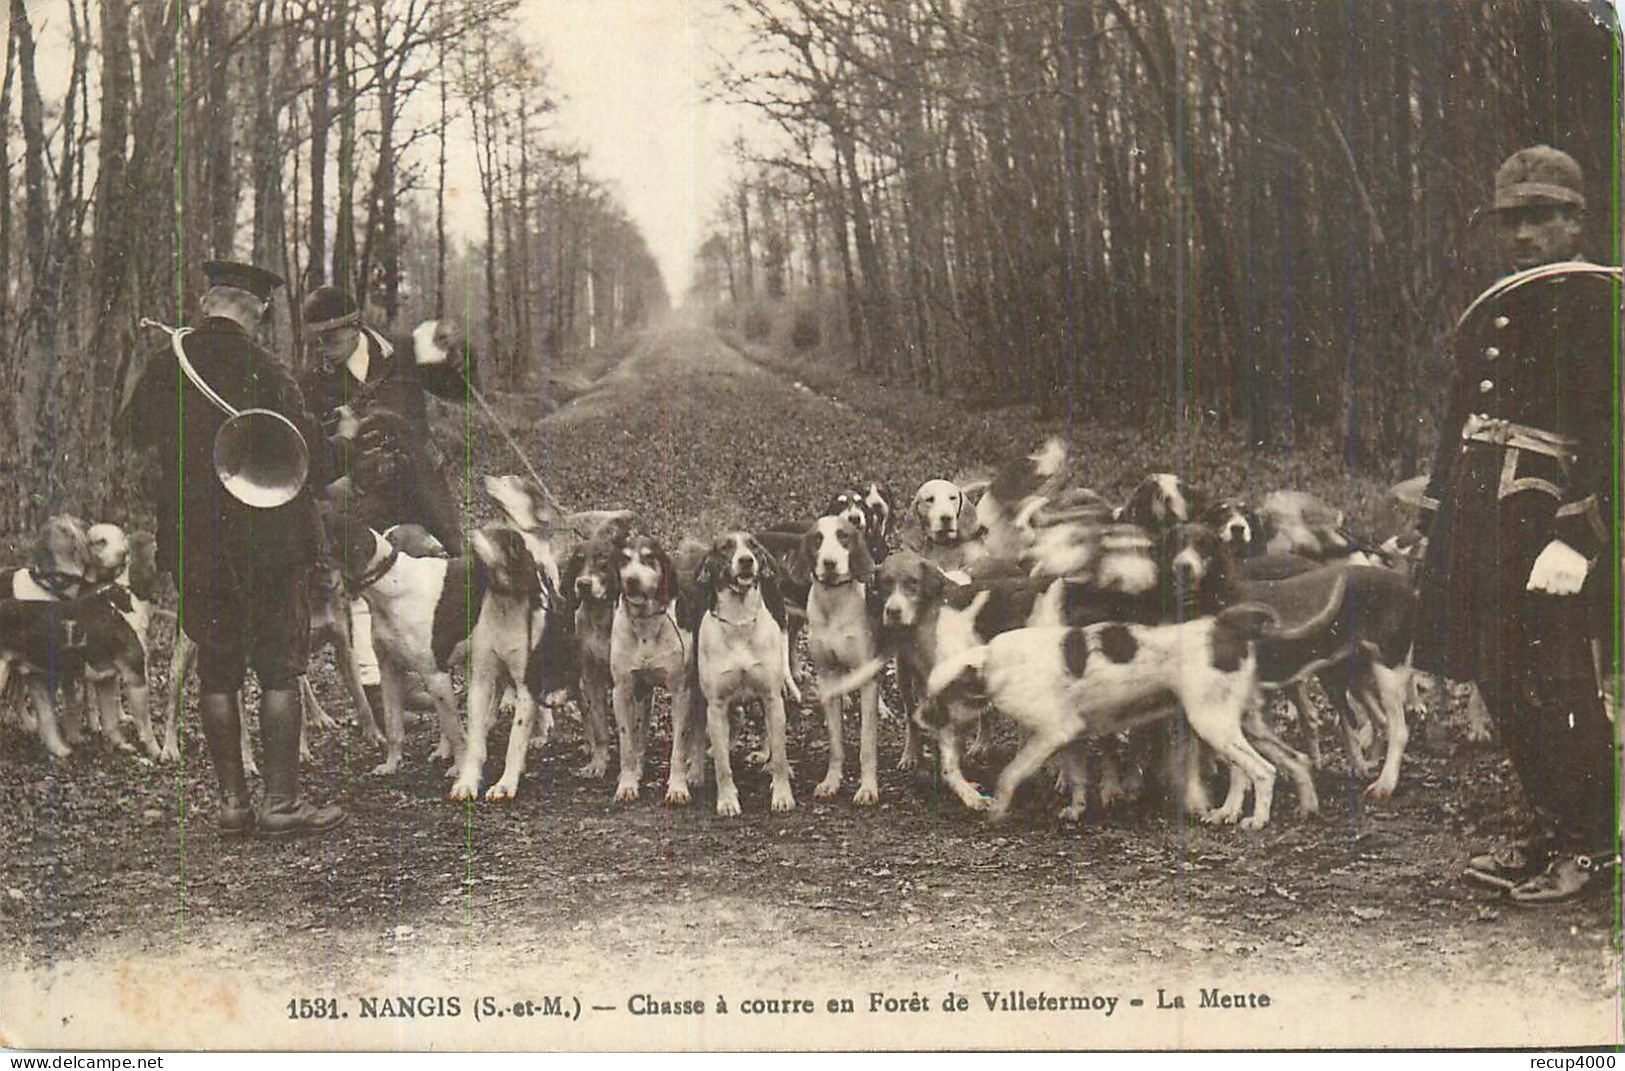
[819,656,889,698]
[1216,602,1279,639]
[925,644,989,700]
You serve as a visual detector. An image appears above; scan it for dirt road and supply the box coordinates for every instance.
[2,317,1619,1050]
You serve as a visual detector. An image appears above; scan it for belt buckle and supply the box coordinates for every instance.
[1462,414,1509,444]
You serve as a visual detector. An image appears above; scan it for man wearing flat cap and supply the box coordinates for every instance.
[299,285,474,721]
[122,260,343,838]
[1416,146,1621,904]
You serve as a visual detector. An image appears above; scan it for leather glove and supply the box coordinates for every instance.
[1527,539,1588,596]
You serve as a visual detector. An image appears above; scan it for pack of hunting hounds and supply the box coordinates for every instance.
[1,438,1506,829]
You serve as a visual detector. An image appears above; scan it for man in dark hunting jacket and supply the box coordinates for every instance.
[1415,146,1621,905]
[299,286,475,717]
[122,260,344,838]
[299,285,472,557]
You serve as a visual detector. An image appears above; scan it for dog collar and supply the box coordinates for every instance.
[814,574,856,589]
[620,594,668,619]
[708,604,761,628]
[347,544,400,595]
[28,568,85,599]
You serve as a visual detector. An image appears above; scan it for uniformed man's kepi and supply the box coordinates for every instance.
[202,259,285,301]
[1492,145,1585,211]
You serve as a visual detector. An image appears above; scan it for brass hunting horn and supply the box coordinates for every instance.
[139,318,310,509]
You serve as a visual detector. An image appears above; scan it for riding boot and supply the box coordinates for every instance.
[199,692,254,836]
[258,687,346,838]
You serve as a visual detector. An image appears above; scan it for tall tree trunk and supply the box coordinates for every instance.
[250,0,289,347]
[332,0,356,294]
[200,0,235,257]
[88,0,134,441]
[306,0,330,288]
[12,0,54,509]
[434,35,447,317]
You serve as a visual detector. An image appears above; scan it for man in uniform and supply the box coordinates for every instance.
[299,287,475,721]
[1416,146,1620,904]
[121,260,344,838]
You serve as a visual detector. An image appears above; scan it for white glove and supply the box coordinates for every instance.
[1526,539,1588,595]
[335,404,361,441]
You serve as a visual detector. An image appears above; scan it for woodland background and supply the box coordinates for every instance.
[696,0,1621,471]
[0,0,1619,535]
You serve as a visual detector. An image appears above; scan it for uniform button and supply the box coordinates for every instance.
[1484,346,1500,360]
[1493,316,1510,329]
[1478,379,1494,393]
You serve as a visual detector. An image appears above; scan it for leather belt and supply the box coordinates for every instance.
[1460,414,1578,460]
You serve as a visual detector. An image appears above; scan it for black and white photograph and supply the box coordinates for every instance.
[0,0,1620,1052]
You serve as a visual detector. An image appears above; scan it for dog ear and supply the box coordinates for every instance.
[560,544,586,597]
[787,527,817,587]
[920,558,945,604]
[696,544,725,592]
[655,547,675,606]
[874,484,898,540]
[752,540,789,629]
[748,537,780,585]
[852,527,876,584]
[127,532,161,600]
[910,488,930,527]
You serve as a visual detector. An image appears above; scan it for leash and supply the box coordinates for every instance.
[620,594,689,662]
[460,376,564,516]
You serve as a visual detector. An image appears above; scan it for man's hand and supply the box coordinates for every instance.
[334,404,361,441]
[1527,539,1589,595]
[415,318,469,374]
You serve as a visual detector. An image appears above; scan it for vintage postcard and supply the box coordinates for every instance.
[0,0,1620,1053]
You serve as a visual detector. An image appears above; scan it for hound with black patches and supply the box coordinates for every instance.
[1,514,92,739]
[695,532,799,815]
[328,514,559,800]
[1,583,141,760]
[794,515,884,805]
[921,605,1282,826]
[1118,473,1202,532]
[559,512,637,778]
[77,524,162,758]
[970,437,1074,561]
[859,482,898,553]
[1202,499,1264,558]
[609,533,706,804]
[162,516,435,770]
[1241,564,1418,799]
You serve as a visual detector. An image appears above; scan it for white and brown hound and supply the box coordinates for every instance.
[899,478,990,572]
[79,524,161,759]
[161,513,422,770]
[609,533,706,804]
[328,514,559,800]
[921,605,1282,826]
[695,532,798,815]
[1257,490,1377,564]
[794,515,884,805]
